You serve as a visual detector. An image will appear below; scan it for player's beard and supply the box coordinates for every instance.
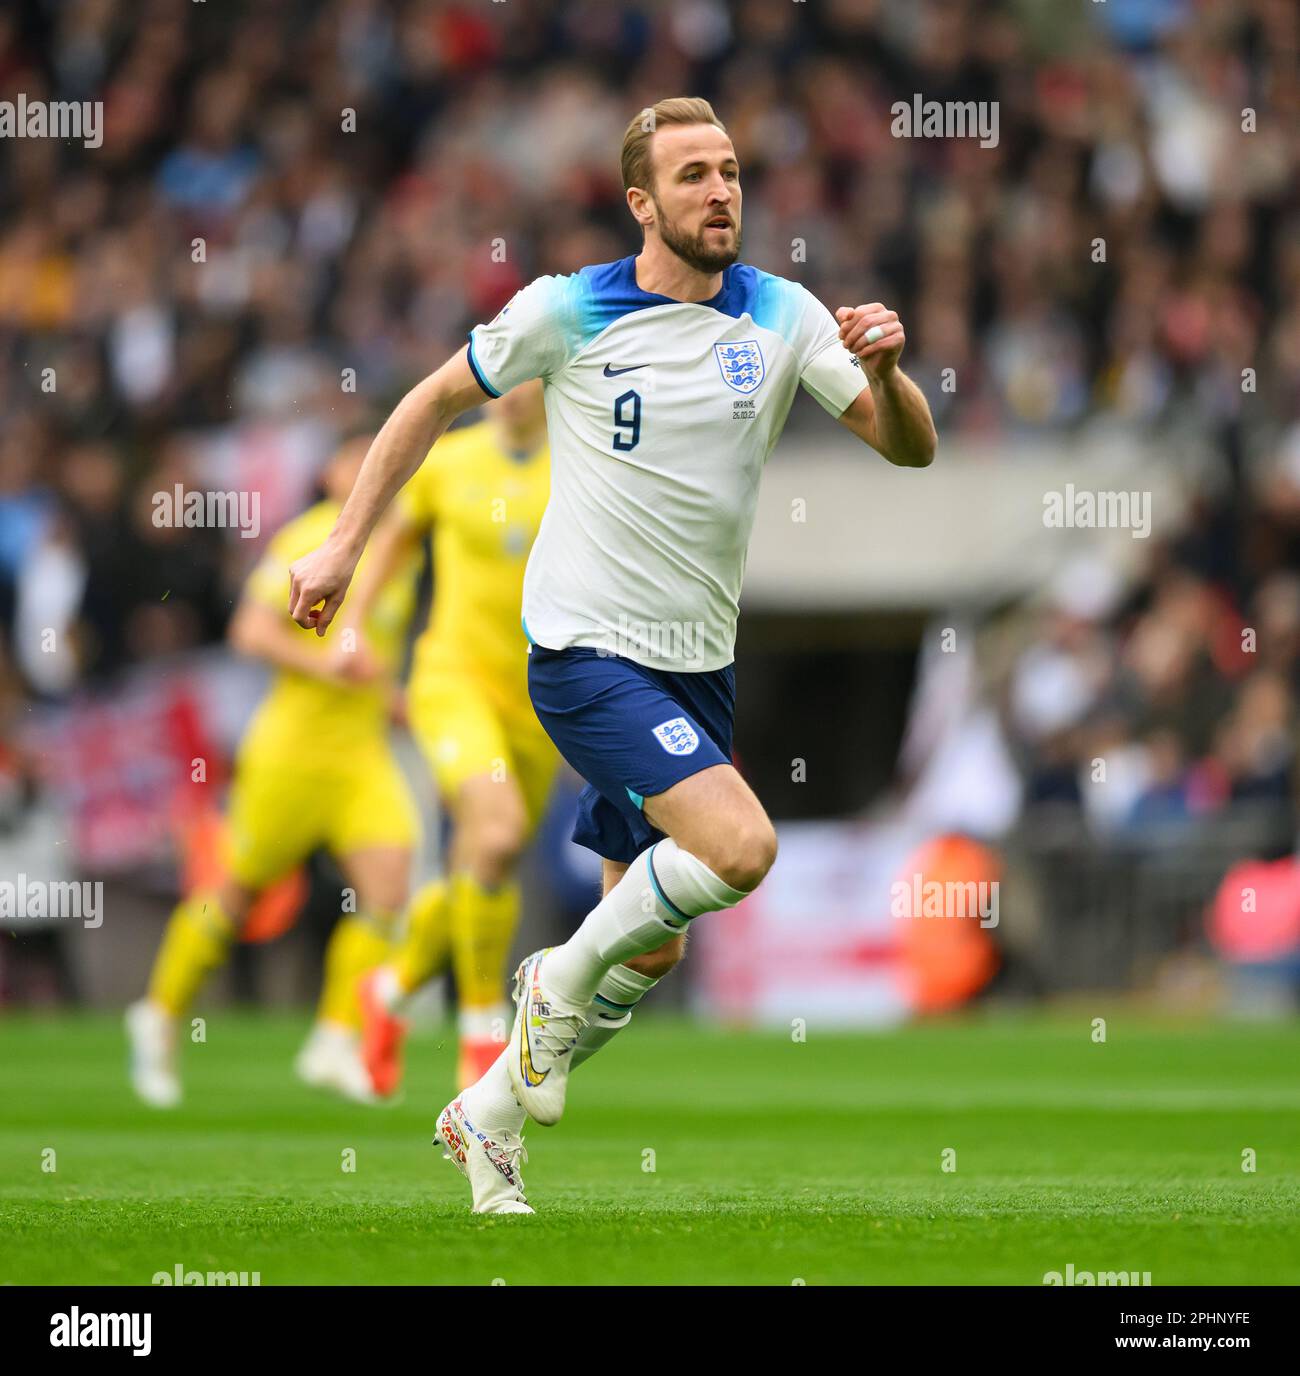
[653,197,742,274]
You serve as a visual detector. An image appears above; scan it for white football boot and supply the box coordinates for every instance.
[434,1096,532,1215]
[506,949,588,1127]
[126,999,182,1108]
[294,1024,379,1104]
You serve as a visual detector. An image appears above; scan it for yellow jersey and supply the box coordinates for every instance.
[398,419,550,702]
[239,499,419,763]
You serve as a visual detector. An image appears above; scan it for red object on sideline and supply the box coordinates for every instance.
[1209,858,1300,962]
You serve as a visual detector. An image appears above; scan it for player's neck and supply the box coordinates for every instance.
[634,243,724,304]
[495,422,546,459]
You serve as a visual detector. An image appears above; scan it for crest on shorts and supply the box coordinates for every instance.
[652,717,700,756]
[714,339,765,394]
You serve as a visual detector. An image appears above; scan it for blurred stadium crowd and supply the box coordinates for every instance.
[0,0,1298,1001]
[0,0,1294,678]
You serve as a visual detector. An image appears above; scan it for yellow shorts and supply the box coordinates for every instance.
[225,742,418,890]
[407,669,559,829]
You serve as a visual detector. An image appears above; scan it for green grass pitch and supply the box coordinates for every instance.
[1,1011,1297,1285]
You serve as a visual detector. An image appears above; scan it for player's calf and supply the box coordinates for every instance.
[625,932,686,980]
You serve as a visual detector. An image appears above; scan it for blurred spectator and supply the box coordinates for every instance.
[0,0,1293,727]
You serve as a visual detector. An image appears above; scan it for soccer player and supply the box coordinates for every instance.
[127,434,421,1107]
[345,379,563,1095]
[286,97,937,1212]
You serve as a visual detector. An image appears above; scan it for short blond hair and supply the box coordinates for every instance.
[620,97,727,197]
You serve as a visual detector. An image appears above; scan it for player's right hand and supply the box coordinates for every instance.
[288,539,358,636]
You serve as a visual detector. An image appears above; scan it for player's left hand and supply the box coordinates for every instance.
[836,304,906,378]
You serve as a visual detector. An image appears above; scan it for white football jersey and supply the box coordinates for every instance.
[467,255,867,671]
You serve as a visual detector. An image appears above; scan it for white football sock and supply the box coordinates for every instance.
[459,1049,521,1134]
[311,1020,355,1052]
[371,965,405,1014]
[459,964,663,1133]
[459,1002,510,1044]
[542,839,747,1008]
[571,963,659,1070]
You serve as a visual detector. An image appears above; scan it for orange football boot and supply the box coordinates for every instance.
[357,970,408,1097]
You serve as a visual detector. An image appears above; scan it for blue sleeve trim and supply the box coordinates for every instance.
[466,331,501,398]
[625,786,644,811]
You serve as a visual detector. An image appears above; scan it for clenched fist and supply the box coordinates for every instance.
[836,303,906,378]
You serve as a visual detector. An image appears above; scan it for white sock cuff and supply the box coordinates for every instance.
[596,963,658,1011]
[374,965,405,1013]
[589,962,659,1031]
[459,1003,510,1041]
[648,838,749,920]
[570,1019,628,1068]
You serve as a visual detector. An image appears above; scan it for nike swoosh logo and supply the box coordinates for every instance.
[603,363,646,376]
[519,958,549,1087]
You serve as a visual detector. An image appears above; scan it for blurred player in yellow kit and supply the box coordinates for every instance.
[126,434,421,1107]
[349,378,557,1095]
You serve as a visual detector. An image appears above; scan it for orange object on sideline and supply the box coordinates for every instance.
[178,807,307,944]
[896,833,1000,1013]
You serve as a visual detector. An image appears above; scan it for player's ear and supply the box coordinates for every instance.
[626,187,653,229]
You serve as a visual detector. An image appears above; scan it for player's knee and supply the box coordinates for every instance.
[710,821,777,893]
[463,819,527,888]
[217,880,255,928]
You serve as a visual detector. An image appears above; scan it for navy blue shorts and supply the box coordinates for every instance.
[527,644,736,863]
